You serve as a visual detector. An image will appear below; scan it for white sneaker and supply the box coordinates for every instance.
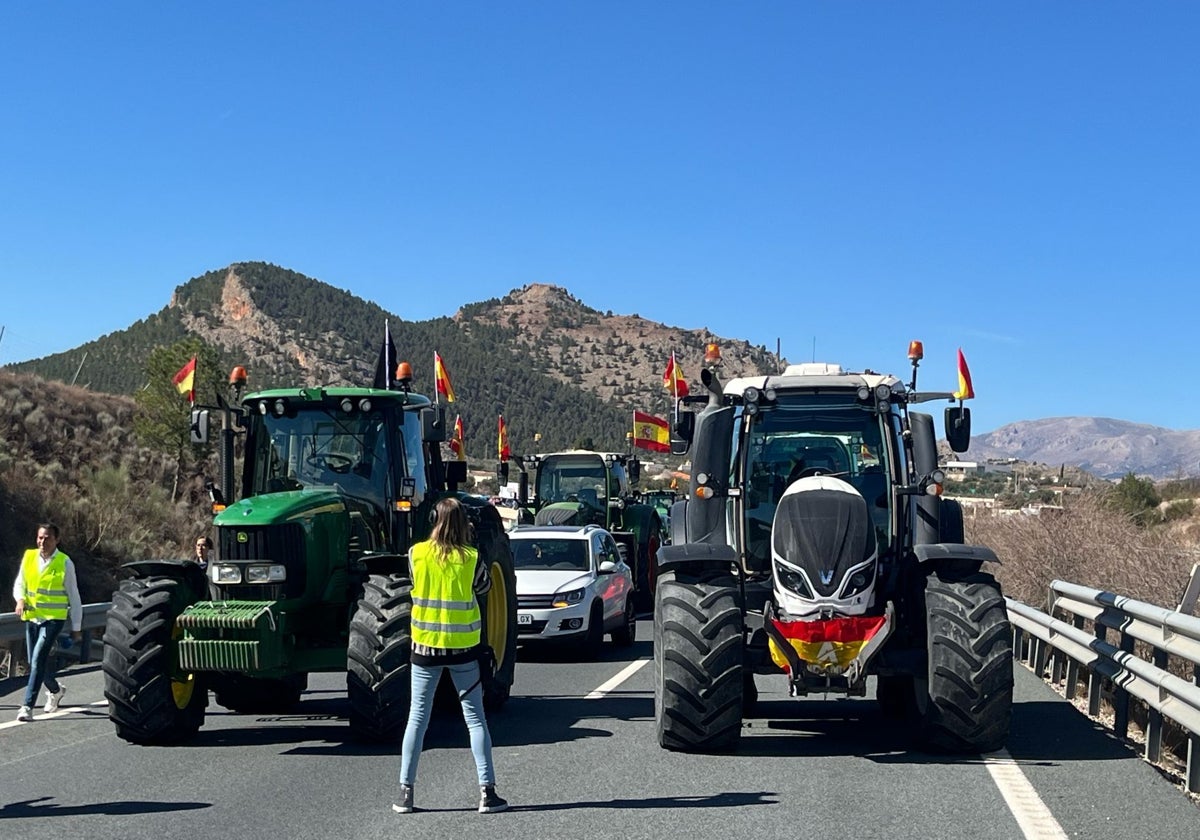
[16,705,33,722]
[43,686,66,713]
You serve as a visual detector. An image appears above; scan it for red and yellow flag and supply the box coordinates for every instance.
[632,410,670,453]
[953,348,975,400]
[497,414,510,461]
[768,615,888,673]
[434,352,456,402]
[662,353,689,398]
[172,356,197,405]
[449,415,466,461]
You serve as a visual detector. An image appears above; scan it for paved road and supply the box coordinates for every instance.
[2,622,1198,839]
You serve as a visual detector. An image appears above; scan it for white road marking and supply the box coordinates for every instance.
[984,749,1069,840]
[585,658,650,699]
[0,700,107,731]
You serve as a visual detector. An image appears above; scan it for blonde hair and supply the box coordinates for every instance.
[429,497,474,564]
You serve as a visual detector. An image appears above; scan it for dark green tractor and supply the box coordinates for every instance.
[102,373,518,745]
[516,450,664,612]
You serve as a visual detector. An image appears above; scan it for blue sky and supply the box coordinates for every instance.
[1,3,1196,435]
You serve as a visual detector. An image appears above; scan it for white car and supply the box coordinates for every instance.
[510,524,636,652]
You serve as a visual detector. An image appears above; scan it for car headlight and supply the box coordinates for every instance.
[212,564,242,584]
[552,588,585,608]
[841,561,876,598]
[246,564,287,583]
[773,560,812,598]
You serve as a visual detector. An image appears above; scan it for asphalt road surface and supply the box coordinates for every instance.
[2,622,1198,840]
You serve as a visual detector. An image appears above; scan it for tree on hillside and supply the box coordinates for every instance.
[133,340,220,502]
[1104,472,1161,527]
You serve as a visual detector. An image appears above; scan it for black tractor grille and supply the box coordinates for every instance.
[216,523,307,599]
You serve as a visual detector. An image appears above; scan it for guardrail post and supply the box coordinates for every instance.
[1033,636,1048,678]
[79,629,93,664]
[1064,615,1084,700]
[1144,647,1167,763]
[1113,631,1134,739]
[1012,626,1025,664]
[1088,622,1106,716]
[1189,662,1200,795]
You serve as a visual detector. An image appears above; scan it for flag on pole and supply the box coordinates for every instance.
[662,353,689,398]
[172,356,197,405]
[372,321,397,390]
[632,410,670,453]
[953,348,975,400]
[449,414,466,461]
[434,352,456,402]
[498,414,510,461]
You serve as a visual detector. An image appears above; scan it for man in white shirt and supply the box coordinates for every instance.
[11,523,82,722]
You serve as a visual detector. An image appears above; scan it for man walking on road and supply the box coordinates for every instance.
[11,523,82,722]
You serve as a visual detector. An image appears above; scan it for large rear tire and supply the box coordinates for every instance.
[919,571,1013,752]
[103,577,206,744]
[654,569,743,753]
[347,573,412,742]
[476,515,519,710]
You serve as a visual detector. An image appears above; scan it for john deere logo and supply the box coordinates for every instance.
[237,532,249,543]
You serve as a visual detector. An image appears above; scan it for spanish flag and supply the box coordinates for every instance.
[172,356,197,405]
[662,353,689,398]
[449,414,466,461]
[632,411,670,453]
[434,352,456,403]
[953,348,975,400]
[497,414,510,461]
[768,615,888,673]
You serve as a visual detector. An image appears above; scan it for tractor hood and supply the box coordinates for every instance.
[770,476,878,618]
[214,488,348,527]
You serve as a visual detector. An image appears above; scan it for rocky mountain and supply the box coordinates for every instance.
[8,261,1200,480]
[962,418,1200,481]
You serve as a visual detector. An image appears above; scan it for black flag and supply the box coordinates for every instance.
[372,321,397,390]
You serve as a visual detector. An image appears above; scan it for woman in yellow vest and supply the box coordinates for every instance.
[11,523,82,722]
[396,496,508,815]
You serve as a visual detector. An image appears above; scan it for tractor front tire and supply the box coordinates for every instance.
[654,569,743,753]
[919,571,1013,752]
[477,517,519,710]
[347,573,413,742]
[103,577,206,744]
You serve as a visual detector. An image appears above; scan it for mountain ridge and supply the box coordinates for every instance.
[8,260,1200,480]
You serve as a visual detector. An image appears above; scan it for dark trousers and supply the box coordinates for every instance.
[23,619,65,707]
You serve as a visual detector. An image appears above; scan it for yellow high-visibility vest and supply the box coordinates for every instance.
[410,542,481,650]
[20,549,69,622]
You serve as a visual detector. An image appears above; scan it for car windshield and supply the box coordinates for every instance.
[512,538,589,571]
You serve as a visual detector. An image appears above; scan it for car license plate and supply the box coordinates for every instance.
[518,613,532,625]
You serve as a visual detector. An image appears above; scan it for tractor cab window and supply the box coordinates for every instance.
[248,403,394,514]
[737,392,892,569]
[537,455,609,511]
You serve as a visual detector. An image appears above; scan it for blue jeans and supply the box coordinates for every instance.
[400,660,495,786]
[23,619,65,707]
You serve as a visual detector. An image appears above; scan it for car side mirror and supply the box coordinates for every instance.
[598,560,617,574]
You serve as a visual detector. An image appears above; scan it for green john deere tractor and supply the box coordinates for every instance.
[102,367,518,745]
[515,450,665,612]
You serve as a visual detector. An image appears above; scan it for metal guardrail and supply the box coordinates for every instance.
[1007,580,1200,794]
[0,602,111,677]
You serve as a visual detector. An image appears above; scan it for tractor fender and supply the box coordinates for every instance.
[121,560,209,603]
[657,542,737,576]
[913,543,1000,578]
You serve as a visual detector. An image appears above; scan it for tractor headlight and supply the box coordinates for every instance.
[246,564,287,583]
[773,560,812,598]
[552,588,585,608]
[212,564,242,584]
[841,561,876,598]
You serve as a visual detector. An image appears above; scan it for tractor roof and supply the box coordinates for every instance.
[242,386,433,408]
[723,363,907,398]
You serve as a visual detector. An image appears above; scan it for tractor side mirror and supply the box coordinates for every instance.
[190,409,210,444]
[628,458,640,484]
[670,411,694,456]
[945,406,971,453]
[421,405,447,442]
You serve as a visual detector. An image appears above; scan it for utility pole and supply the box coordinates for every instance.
[70,351,88,386]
